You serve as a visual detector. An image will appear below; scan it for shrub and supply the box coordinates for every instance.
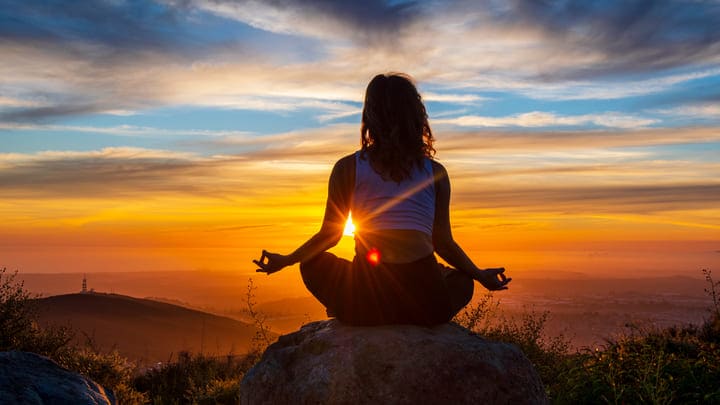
[554,323,720,404]
[0,267,146,403]
[453,272,720,404]
[454,293,572,400]
[552,269,720,404]
[134,351,256,404]
[134,280,269,403]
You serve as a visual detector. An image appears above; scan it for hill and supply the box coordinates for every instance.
[34,293,270,365]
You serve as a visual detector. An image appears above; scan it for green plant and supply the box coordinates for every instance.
[701,269,720,345]
[454,292,572,401]
[134,351,254,404]
[703,269,720,318]
[1,266,146,402]
[0,267,38,350]
[0,267,76,357]
[244,277,273,354]
[451,272,720,404]
[551,269,720,404]
[132,279,272,403]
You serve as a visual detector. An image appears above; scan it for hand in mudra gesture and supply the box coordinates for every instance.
[253,250,292,275]
[475,267,511,291]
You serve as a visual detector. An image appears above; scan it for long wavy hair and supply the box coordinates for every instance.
[361,73,435,182]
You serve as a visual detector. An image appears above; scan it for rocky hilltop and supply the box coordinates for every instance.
[241,319,548,404]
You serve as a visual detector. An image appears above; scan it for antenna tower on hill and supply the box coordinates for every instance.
[82,274,87,293]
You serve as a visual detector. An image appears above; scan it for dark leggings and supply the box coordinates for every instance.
[300,252,474,326]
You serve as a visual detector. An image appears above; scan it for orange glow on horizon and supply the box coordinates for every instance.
[0,163,717,277]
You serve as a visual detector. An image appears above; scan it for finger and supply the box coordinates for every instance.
[259,250,269,264]
[252,259,266,269]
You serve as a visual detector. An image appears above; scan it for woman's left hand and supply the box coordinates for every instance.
[253,250,292,274]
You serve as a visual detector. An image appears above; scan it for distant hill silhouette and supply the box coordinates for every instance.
[34,293,269,365]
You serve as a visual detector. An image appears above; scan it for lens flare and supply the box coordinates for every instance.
[366,247,380,266]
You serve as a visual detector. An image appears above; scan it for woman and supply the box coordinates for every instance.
[254,73,510,326]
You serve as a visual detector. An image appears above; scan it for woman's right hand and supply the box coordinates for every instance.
[253,250,292,275]
[474,267,511,291]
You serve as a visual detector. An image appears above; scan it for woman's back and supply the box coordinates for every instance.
[352,151,436,263]
[352,151,435,234]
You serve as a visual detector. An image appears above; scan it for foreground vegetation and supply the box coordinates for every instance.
[2,266,719,404]
[454,268,720,404]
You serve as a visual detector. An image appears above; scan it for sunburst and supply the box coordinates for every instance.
[343,213,356,236]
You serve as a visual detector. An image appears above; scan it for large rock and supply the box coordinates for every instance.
[0,351,116,405]
[240,320,548,404]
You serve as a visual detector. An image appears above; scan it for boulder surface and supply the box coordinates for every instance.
[241,320,548,404]
[0,351,116,405]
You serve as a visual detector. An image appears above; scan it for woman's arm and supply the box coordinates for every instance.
[254,155,354,274]
[431,161,511,290]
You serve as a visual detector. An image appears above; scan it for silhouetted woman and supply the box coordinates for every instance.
[254,73,510,326]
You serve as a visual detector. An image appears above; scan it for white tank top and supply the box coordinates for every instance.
[351,151,435,235]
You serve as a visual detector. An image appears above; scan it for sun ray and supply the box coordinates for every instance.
[343,213,356,236]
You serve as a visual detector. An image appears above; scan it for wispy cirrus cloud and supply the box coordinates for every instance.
[434,127,720,155]
[655,102,720,120]
[455,183,720,218]
[2,146,716,220]
[435,111,659,129]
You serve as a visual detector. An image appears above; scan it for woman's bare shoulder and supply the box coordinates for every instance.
[336,152,355,166]
[430,159,448,178]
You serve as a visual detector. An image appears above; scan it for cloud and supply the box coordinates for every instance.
[188,0,420,43]
[455,183,720,216]
[0,96,42,108]
[435,111,658,129]
[0,103,103,122]
[516,68,720,101]
[0,147,216,198]
[1,0,719,123]
[655,103,720,120]
[2,123,719,221]
[434,127,720,154]
[0,40,371,123]
[188,0,720,82]
[423,92,486,104]
[0,0,189,51]
[0,143,337,200]
[503,0,720,79]
[0,122,253,138]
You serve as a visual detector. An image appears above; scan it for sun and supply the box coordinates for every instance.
[343,213,356,236]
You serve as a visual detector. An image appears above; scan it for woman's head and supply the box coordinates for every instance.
[361,73,435,182]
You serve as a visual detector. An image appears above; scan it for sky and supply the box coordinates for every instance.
[1,0,719,280]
